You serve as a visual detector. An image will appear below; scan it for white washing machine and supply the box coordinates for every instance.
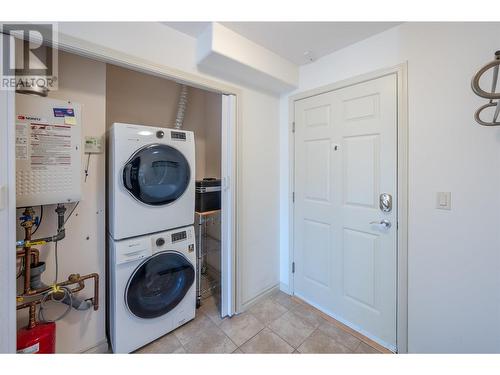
[109,226,196,353]
[109,123,195,240]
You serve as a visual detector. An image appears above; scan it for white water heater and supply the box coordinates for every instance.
[15,94,82,207]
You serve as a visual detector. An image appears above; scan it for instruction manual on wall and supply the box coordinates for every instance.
[15,94,82,207]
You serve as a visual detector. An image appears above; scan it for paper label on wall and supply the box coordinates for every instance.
[53,107,75,117]
[30,124,72,169]
[17,342,40,354]
[64,116,76,125]
[15,123,28,160]
[17,115,48,124]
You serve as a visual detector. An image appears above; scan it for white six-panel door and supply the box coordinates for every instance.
[293,74,397,349]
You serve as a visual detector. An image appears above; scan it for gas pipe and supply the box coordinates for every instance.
[16,303,56,354]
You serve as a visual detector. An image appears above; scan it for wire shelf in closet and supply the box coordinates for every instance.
[195,210,221,308]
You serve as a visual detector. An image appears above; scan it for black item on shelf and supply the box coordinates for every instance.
[195,178,221,212]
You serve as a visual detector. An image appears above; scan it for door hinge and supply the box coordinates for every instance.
[292,122,295,133]
[0,185,5,211]
[292,262,295,274]
[292,192,295,203]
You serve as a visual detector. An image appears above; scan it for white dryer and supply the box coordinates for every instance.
[109,226,196,353]
[109,123,195,240]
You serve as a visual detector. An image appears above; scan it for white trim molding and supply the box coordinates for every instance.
[0,84,17,353]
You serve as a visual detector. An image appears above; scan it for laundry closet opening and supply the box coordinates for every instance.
[105,63,231,315]
[13,46,236,353]
[105,62,237,352]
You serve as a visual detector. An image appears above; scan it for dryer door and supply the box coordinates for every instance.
[125,251,195,319]
[123,143,191,206]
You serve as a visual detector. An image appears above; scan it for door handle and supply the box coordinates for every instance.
[123,164,133,189]
[370,219,392,229]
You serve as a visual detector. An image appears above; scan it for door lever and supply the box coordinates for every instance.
[370,219,392,229]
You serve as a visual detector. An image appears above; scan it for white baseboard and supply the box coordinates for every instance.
[279,282,290,294]
[294,292,396,352]
[82,339,110,354]
[239,284,280,312]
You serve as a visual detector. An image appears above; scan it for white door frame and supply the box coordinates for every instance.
[0,84,17,353]
[2,30,244,348]
[221,94,237,317]
[288,63,408,353]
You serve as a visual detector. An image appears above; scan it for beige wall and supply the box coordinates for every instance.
[204,93,222,178]
[16,50,107,353]
[106,65,221,179]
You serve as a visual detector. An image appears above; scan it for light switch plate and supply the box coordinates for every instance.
[436,192,451,210]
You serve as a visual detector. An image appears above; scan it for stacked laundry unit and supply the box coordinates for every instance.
[108,123,196,353]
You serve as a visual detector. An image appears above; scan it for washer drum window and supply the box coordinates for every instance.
[125,251,195,319]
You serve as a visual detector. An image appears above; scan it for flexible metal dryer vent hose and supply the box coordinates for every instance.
[174,84,189,129]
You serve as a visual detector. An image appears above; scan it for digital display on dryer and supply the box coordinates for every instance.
[171,231,187,243]
[171,131,186,141]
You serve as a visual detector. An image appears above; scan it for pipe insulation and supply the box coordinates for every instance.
[174,84,189,129]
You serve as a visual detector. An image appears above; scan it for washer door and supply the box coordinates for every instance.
[123,144,190,206]
[126,251,195,319]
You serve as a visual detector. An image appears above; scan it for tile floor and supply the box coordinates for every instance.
[135,291,384,354]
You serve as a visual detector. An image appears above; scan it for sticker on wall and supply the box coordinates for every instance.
[15,123,28,160]
[17,342,40,354]
[30,124,72,168]
[53,108,75,118]
[17,115,48,124]
[64,116,76,125]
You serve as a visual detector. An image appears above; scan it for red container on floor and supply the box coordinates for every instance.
[17,322,56,354]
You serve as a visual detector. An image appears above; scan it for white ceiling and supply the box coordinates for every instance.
[163,22,400,65]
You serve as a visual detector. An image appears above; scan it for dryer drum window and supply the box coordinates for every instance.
[123,144,190,206]
[126,251,195,319]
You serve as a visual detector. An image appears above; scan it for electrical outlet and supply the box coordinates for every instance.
[84,136,103,154]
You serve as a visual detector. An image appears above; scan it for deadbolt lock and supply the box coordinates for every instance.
[380,193,392,212]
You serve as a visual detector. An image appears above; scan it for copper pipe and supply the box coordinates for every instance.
[17,248,39,266]
[20,207,35,295]
[62,273,99,310]
[19,205,66,295]
[16,300,41,330]
[17,272,99,330]
[32,248,39,265]
[17,298,41,310]
[28,303,37,329]
[23,247,31,294]
[17,272,100,310]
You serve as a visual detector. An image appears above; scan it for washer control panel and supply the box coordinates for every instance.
[150,226,194,253]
